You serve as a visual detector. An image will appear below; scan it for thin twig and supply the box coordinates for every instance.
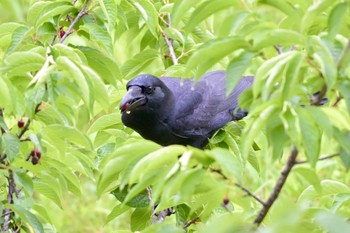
[254,145,298,225]
[295,153,339,164]
[235,183,266,206]
[58,0,89,43]
[332,96,342,107]
[274,45,283,54]
[184,216,200,228]
[2,170,16,232]
[160,13,178,65]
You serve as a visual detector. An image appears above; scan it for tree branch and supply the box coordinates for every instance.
[160,13,178,65]
[58,0,89,43]
[254,145,298,225]
[184,215,200,229]
[2,169,16,232]
[235,183,266,206]
[295,153,339,164]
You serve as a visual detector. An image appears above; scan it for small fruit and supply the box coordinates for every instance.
[223,197,229,205]
[30,148,41,165]
[17,118,25,128]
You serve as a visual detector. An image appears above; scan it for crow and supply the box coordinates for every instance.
[120,71,254,148]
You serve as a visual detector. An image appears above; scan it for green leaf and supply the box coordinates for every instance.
[87,113,122,135]
[5,204,44,233]
[301,0,336,33]
[298,180,350,203]
[241,104,277,159]
[293,167,321,192]
[98,0,118,32]
[327,3,348,40]
[172,0,201,27]
[296,108,321,166]
[34,180,63,209]
[112,187,150,208]
[186,36,249,78]
[310,36,337,89]
[3,133,20,162]
[35,1,73,28]
[130,208,151,232]
[97,141,161,196]
[56,56,90,106]
[80,23,113,52]
[5,51,45,76]
[207,148,242,182]
[7,25,32,54]
[81,65,109,110]
[129,0,158,37]
[0,77,12,111]
[316,211,350,233]
[184,0,234,33]
[43,125,92,150]
[226,51,255,95]
[129,145,186,184]
[121,49,159,79]
[78,46,122,85]
[105,204,129,225]
[253,29,305,50]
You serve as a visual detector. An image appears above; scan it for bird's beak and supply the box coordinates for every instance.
[120,86,147,113]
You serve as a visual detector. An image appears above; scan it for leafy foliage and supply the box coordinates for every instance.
[0,0,350,232]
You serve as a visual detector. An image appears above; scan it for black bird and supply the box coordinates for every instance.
[120,71,254,148]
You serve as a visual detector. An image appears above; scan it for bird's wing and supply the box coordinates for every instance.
[161,71,253,136]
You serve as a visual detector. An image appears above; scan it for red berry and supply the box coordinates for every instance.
[18,118,25,128]
[31,155,40,165]
[33,148,41,159]
[59,28,65,38]
[223,197,229,205]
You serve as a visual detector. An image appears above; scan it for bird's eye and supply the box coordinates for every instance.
[144,86,154,94]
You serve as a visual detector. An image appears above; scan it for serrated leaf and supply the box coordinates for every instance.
[105,204,129,225]
[298,180,350,203]
[56,56,90,106]
[184,0,234,33]
[97,141,161,196]
[0,77,12,111]
[5,51,45,76]
[316,211,350,233]
[293,167,321,192]
[130,208,151,232]
[80,23,113,52]
[253,29,305,50]
[187,36,249,79]
[241,104,277,159]
[301,0,336,33]
[99,0,118,32]
[78,46,122,85]
[112,187,150,208]
[226,51,255,95]
[35,1,73,28]
[3,133,20,161]
[5,204,44,233]
[87,113,121,135]
[81,65,109,110]
[121,49,159,79]
[207,148,242,182]
[129,0,158,37]
[327,3,348,40]
[296,108,321,166]
[129,145,186,184]
[7,25,32,54]
[34,180,63,209]
[172,0,201,27]
[43,125,92,150]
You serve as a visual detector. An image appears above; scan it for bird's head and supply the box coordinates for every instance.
[120,74,173,115]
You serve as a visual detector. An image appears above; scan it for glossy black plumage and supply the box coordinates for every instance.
[120,71,254,148]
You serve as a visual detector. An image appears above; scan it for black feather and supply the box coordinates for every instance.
[120,71,254,148]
